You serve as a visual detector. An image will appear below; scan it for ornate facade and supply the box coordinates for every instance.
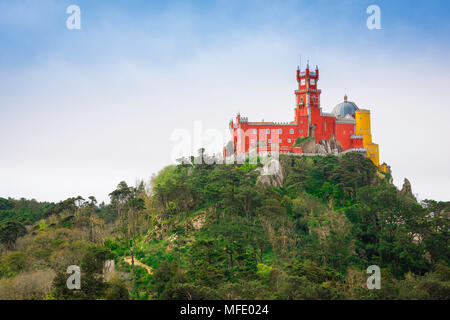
[224,63,386,171]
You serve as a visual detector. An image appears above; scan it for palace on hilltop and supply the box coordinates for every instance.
[223,62,387,172]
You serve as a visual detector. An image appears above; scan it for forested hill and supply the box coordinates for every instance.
[0,153,449,300]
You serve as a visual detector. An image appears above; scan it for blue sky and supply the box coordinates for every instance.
[2,0,449,69]
[1,0,449,202]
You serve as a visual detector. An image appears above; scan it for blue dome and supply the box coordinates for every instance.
[332,95,359,118]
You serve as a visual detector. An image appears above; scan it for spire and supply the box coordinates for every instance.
[306,60,310,69]
[344,94,348,101]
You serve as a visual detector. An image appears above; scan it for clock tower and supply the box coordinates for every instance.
[294,62,321,122]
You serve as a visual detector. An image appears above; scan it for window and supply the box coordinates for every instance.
[250,139,255,144]
[300,97,304,104]
[266,129,270,134]
[279,139,282,143]
[299,129,303,133]
[253,129,257,134]
[290,128,294,134]
[288,138,291,143]
[268,139,271,143]
[278,128,282,134]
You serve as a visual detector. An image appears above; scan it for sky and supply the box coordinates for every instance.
[0,0,449,203]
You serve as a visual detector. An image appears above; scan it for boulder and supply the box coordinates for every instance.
[315,143,327,155]
[329,134,343,153]
[299,137,316,153]
[256,157,286,187]
[299,134,342,155]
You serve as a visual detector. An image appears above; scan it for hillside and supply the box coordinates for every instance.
[0,153,449,300]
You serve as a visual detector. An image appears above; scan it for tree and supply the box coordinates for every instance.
[0,221,27,249]
[152,260,186,299]
[109,181,132,229]
[52,246,115,300]
[420,200,450,265]
[127,195,146,290]
[105,275,130,300]
[109,182,146,292]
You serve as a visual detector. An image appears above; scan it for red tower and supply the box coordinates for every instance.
[295,62,329,141]
[295,62,321,116]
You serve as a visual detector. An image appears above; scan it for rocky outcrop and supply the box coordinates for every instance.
[191,212,206,231]
[383,163,393,184]
[103,260,116,281]
[299,134,342,155]
[328,134,343,153]
[400,178,416,200]
[299,137,316,153]
[256,157,286,187]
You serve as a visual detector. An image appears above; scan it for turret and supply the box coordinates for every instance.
[294,62,321,110]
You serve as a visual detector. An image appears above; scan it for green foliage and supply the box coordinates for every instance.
[0,220,27,248]
[52,246,116,300]
[104,275,130,300]
[0,251,28,277]
[0,197,53,225]
[1,153,448,300]
[144,153,448,300]
[256,263,272,279]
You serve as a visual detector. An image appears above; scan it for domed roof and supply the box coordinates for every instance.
[332,94,359,118]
